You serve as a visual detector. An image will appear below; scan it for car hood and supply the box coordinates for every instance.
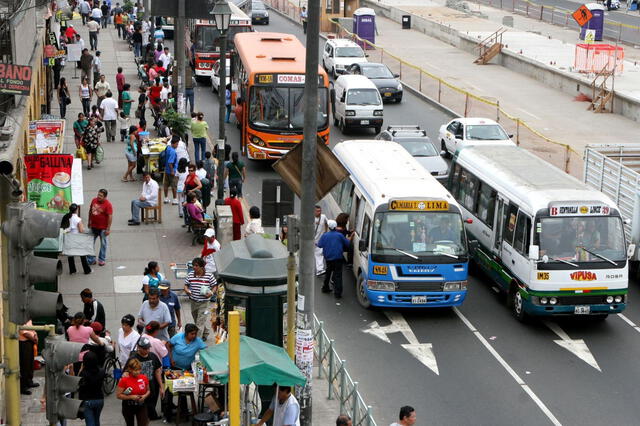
[334,57,368,67]
[369,78,400,89]
[414,156,448,174]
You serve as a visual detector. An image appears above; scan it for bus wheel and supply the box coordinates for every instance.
[509,283,527,322]
[356,274,372,309]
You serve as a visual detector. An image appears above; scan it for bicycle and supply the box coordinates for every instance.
[101,348,122,395]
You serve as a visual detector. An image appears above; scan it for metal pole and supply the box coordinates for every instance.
[143,0,150,21]
[176,0,186,108]
[297,0,320,423]
[286,251,296,359]
[228,311,241,426]
[217,32,228,201]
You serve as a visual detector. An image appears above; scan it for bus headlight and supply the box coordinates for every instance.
[549,297,557,305]
[367,280,395,291]
[606,296,614,304]
[251,136,266,147]
[443,281,467,291]
[614,295,623,303]
[540,297,548,305]
[373,110,383,116]
[345,110,356,116]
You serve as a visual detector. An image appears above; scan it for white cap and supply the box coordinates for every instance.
[204,228,215,237]
[69,24,74,27]
[327,220,337,230]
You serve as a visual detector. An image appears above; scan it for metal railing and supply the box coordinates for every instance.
[313,315,377,426]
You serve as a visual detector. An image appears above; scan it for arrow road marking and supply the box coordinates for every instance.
[362,311,439,375]
[543,321,601,372]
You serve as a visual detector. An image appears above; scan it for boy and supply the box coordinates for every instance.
[118,111,131,142]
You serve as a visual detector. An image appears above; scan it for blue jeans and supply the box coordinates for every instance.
[225,104,231,123]
[229,177,243,197]
[86,229,108,264]
[133,42,142,58]
[185,88,195,114]
[193,137,206,163]
[131,199,152,223]
[83,399,104,426]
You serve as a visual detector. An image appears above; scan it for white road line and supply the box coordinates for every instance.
[543,321,601,371]
[617,313,640,334]
[518,108,541,120]
[453,307,562,426]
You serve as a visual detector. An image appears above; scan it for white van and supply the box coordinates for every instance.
[332,75,383,134]
[322,38,368,79]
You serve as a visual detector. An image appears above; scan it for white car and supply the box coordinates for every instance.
[322,38,368,79]
[438,117,515,156]
[210,61,231,93]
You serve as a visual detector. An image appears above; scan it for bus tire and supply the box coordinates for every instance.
[509,283,528,322]
[356,274,372,309]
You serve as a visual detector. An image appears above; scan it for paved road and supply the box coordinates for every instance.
[195,11,640,426]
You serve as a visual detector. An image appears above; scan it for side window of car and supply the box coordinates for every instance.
[446,122,456,133]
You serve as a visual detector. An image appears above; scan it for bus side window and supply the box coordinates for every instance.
[459,169,479,212]
[331,180,344,209]
[476,182,497,228]
[355,197,366,235]
[503,203,519,246]
[513,212,531,255]
[361,215,371,247]
[449,164,462,198]
[340,180,354,216]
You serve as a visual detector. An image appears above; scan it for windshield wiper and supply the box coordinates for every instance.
[551,257,579,267]
[379,246,418,260]
[577,247,618,266]
[433,251,458,259]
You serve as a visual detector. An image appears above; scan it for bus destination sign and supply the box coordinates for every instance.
[389,200,449,211]
[255,74,325,85]
[549,204,610,216]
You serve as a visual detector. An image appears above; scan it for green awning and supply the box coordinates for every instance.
[200,335,306,387]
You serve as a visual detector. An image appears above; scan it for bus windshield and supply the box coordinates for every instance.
[538,216,626,263]
[195,25,251,52]
[371,212,466,259]
[249,86,328,130]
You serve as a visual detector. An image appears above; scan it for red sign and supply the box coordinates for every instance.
[570,271,597,281]
[24,154,74,212]
[0,63,32,95]
[572,5,593,27]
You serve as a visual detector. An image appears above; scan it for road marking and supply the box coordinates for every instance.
[518,108,541,120]
[543,321,601,372]
[617,313,640,334]
[453,308,562,426]
[362,311,439,375]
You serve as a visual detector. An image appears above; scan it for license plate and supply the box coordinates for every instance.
[411,296,427,304]
[384,92,392,97]
[361,120,369,125]
[254,152,267,159]
[574,305,590,315]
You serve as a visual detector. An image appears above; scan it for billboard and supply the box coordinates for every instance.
[0,63,32,95]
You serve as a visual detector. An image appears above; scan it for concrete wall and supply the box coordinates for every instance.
[362,0,640,122]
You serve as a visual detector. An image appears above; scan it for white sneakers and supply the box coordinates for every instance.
[164,197,170,204]
[172,199,179,205]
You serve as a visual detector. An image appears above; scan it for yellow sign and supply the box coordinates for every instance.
[257,74,273,84]
[373,265,388,275]
[537,272,549,280]
[389,200,449,211]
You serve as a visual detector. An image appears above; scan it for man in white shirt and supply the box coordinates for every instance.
[129,172,159,225]
[91,5,103,22]
[256,386,300,426]
[158,47,172,70]
[100,90,118,142]
[86,18,100,50]
[313,205,328,275]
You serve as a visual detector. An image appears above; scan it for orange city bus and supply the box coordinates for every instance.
[233,32,330,160]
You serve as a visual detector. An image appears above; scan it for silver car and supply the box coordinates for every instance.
[376,125,449,180]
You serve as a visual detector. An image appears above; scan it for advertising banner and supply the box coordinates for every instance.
[24,154,74,213]
[28,120,65,154]
[0,63,32,95]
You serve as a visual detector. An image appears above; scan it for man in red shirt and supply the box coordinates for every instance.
[224,189,245,240]
[65,24,78,43]
[116,66,125,108]
[87,188,113,266]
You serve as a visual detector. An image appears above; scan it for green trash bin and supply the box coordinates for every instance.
[33,229,63,292]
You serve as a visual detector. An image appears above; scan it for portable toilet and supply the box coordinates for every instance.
[353,7,376,49]
[580,3,605,41]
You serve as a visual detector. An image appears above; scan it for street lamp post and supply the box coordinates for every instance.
[210,0,232,202]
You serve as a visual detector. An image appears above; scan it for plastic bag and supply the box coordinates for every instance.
[95,145,104,164]
[75,145,87,161]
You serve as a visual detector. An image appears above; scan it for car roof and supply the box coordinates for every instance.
[454,117,501,126]
[384,125,427,137]
[327,38,360,48]
[336,74,378,88]
[393,135,432,142]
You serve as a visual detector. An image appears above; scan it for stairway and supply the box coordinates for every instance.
[588,66,614,113]
[474,28,507,65]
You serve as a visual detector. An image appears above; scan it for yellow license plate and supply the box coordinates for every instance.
[384,92,392,97]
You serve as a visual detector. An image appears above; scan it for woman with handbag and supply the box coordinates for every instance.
[61,203,92,275]
[58,77,71,119]
[83,117,104,170]
[79,77,92,116]
[73,112,89,149]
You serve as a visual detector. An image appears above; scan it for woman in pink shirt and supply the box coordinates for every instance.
[143,321,169,360]
[68,312,104,345]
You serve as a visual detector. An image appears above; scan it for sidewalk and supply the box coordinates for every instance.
[20,16,340,426]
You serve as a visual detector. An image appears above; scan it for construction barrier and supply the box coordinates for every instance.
[574,43,624,74]
[265,0,583,176]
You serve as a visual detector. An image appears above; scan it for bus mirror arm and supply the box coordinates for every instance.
[535,255,549,264]
[528,245,539,261]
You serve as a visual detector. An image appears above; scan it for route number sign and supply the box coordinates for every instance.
[572,5,593,27]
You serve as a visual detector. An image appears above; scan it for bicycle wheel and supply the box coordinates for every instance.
[102,356,119,395]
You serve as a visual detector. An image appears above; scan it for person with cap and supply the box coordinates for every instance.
[128,336,164,421]
[317,220,352,299]
[137,288,172,341]
[159,282,181,337]
[201,228,221,274]
[256,385,300,426]
[118,314,140,367]
[224,189,244,241]
[81,288,106,331]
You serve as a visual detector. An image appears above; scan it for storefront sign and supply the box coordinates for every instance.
[0,63,32,95]
[24,154,74,213]
[28,120,66,154]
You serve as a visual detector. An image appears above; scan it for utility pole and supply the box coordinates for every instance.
[217,34,228,200]
[175,0,186,112]
[297,0,321,423]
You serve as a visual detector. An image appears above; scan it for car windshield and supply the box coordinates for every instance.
[537,216,626,263]
[195,25,250,52]
[361,65,394,79]
[346,89,380,106]
[371,212,466,258]
[249,86,328,131]
[465,124,509,141]
[336,46,365,58]
[397,140,437,157]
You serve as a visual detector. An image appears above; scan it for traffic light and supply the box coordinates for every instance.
[43,335,85,423]
[1,202,63,324]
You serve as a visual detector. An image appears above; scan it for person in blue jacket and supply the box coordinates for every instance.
[317,219,352,299]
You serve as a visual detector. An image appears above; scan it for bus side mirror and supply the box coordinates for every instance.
[627,243,636,259]
[468,240,479,251]
[358,239,367,252]
[528,245,539,261]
